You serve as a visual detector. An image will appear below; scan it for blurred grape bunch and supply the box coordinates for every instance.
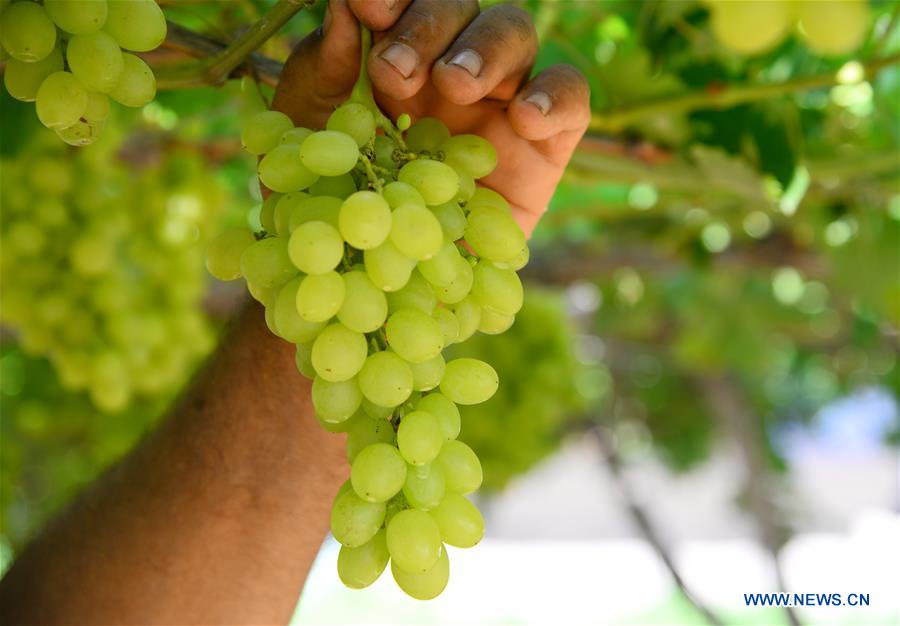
[0,125,225,412]
[450,288,587,491]
[0,343,165,549]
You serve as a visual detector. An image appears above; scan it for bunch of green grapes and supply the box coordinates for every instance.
[451,288,587,491]
[0,0,165,145]
[0,128,221,412]
[705,0,870,57]
[207,102,528,599]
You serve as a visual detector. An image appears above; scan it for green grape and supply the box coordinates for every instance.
[299,130,359,176]
[396,113,411,131]
[295,342,315,379]
[66,32,123,93]
[385,309,444,363]
[418,240,462,288]
[373,134,397,170]
[241,110,294,155]
[108,53,156,107]
[338,270,388,333]
[338,529,390,589]
[311,322,367,382]
[288,221,343,274]
[383,181,426,209]
[45,0,107,34]
[440,135,497,179]
[297,271,345,322]
[326,102,376,147]
[390,204,444,260]
[35,72,88,129]
[386,508,442,574]
[339,190,392,250]
[403,463,445,510]
[472,261,523,316]
[0,2,56,62]
[397,410,443,465]
[358,351,414,408]
[416,393,460,440]
[430,493,484,548]
[4,47,64,102]
[433,257,473,305]
[287,195,341,230]
[103,0,166,52]
[312,376,362,424]
[430,201,466,241]
[316,408,362,434]
[464,205,526,263]
[398,160,459,205]
[280,126,313,146]
[347,417,395,463]
[453,296,482,342]
[258,192,281,234]
[331,488,386,547]
[435,440,482,494]
[258,144,319,193]
[386,270,437,314]
[351,443,407,502]
[493,244,529,271]
[409,353,445,391]
[478,308,515,335]
[405,117,450,153]
[433,307,460,345]
[69,231,114,275]
[206,227,256,280]
[273,192,307,236]
[454,171,475,203]
[55,119,100,147]
[391,546,449,600]
[797,0,870,56]
[240,237,296,289]
[309,173,357,199]
[467,187,509,212]
[362,397,393,420]
[247,282,275,307]
[364,239,416,292]
[708,0,792,55]
[440,358,498,405]
[275,277,326,342]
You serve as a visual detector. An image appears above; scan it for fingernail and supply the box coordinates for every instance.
[448,49,483,78]
[385,0,398,10]
[525,91,551,116]
[380,42,417,79]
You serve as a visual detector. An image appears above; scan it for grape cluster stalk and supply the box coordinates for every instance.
[0,128,222,412]
[207,36,528,601]
[0,0,166,145]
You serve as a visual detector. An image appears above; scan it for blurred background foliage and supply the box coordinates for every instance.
[0,0,897,582]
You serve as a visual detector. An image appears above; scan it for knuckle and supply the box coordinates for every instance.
[483,4,536,43]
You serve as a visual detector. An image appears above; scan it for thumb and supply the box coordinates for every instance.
[272,0,360,128]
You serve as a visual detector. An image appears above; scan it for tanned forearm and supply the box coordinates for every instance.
[0,302,347,625]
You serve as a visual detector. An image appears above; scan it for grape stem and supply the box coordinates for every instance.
[154,0,316,89]
[589,52,900,132]
[357,153,384,192]
[349,27,408,149]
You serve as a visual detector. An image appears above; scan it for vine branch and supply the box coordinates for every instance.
[590,53,900,133]
[153,0,316,90]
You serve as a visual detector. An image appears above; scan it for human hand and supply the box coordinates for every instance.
[272,0,591,236]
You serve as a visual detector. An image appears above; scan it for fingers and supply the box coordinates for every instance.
[347,0,412,31]
[507,64,591,159]
[368,0,480,101]
[432,5,538,106]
